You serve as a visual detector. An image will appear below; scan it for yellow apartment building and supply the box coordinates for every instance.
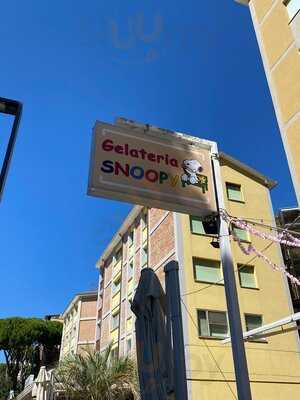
[235,0,300,204]
[59,291,97,360]
[95,152,300,399]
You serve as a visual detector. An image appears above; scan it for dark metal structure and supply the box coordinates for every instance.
[0,97,23,201]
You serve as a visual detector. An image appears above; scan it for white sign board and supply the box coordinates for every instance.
[88,121,218,217]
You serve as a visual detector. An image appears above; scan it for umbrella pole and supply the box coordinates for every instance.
[164,260,188,400]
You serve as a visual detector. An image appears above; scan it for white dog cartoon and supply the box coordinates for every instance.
[181,159,203,185]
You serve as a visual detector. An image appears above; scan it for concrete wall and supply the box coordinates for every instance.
[239,0,300,203]
[180,161,300,399]
[97,207,176,356]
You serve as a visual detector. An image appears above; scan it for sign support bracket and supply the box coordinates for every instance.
[211,144,252,400]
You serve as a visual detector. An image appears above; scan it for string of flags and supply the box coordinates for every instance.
[220,209,300,286]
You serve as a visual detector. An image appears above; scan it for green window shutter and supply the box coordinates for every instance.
[198,310,209,337]
[239,265,256,288]
[245,314,262,331]
[190,216,205,234]
[194,259,222,283]
[226,183,242,201]
[208,311,228,338]
[233,227,250,242]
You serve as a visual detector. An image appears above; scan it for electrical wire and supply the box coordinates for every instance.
[223,210,300,238]
[181,241,274,297]
[180,298,237,400]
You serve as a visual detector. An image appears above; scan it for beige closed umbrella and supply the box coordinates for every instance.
[32,366,51,400]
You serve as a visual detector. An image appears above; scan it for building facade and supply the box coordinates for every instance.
[235,0,300,204]
[95,152,300,399]
[59,291,97,360]
[278,207,300,318]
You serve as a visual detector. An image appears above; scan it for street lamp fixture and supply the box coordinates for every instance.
[0,97,23,201]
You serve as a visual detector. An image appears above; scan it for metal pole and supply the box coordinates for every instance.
[164,260,188,400]
[211,145,252,400]
[0,97,23,201]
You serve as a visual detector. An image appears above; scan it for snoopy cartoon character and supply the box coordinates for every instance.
[181,159,203,185]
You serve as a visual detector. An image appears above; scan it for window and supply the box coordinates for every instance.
[141,245,148,268]
[226,183,243,202]
[197,310,228,338]
[128,230,134,247]
[115,247,122,263]
[111,312,120,331]
[111,346,119,360]
[245,314,262,332]
[233,227,251,243]
[193,258,222,284]
[127,298,132,319]
[112,276,121,295]
[284,0,300,21]
[126,337,132,355]
[141,210,148,230]
[239,265,257,289]
[190,216,205,234]
[190,216,218,235]
[128,261,134,280]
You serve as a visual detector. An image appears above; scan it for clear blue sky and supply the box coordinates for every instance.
[0,0,297,323]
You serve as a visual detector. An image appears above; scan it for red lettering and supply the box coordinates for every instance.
[115,145,124,154]
[145,169,159,182]
[102,139,114,151]
[139,149,147,159]
[157,155,164,164]
[170,159,179,168]
[130,149,139,158]
[148,153,156,162]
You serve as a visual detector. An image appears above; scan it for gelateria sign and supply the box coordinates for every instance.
[88,121,217,217]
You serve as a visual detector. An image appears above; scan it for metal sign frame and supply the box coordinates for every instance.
[0,97,23,201]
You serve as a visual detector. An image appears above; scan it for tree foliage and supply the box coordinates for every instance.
[56,344,139,400]
[0,317,62,393]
